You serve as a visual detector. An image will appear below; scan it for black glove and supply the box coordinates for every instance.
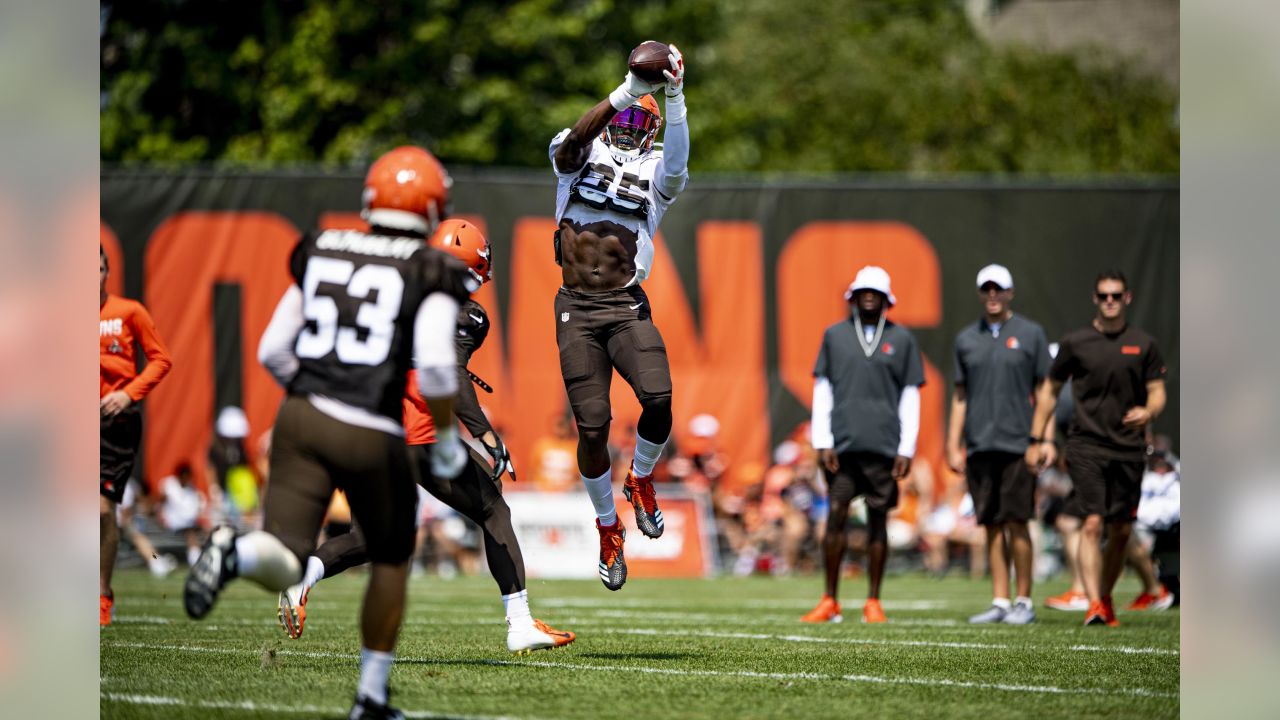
[482,433,517,483]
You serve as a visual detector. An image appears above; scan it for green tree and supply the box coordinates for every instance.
[101,0,1177,173]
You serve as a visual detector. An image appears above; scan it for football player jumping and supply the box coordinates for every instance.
[549,44,687,590]
[276,218,575,656]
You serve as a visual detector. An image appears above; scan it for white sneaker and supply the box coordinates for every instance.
[506,619,576,655]
[277,582,309,639]
[1003,601,1037,625]
[968,604,1009,624]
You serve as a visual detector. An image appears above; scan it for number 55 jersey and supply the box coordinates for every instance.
[549,127,687,285]
[285,228,476,425]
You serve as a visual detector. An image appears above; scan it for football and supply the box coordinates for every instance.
[628,40,671,84]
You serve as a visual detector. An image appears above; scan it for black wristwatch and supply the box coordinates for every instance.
[1028,436,1046,444]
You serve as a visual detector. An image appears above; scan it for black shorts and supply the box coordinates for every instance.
[965,451,1036,525]
[263,396,419,565]
[554,285,671,431]
[100,405,142,504]
[1064,444,1143,523]
[824,452,898,512]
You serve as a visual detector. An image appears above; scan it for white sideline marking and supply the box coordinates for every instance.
[101,692,521,719]
[105,641,1175,699]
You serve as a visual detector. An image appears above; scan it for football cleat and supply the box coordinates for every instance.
[800,595,842,624]
[1101,595,1120,626]
[968,604,1008,625]
[1084,600,1110,626]
[508,619,576,655]
[348,693,405,720]
[184,525,238,620]
[1045,589,1089,611]
[623,471,664,539]
[596,519,627,591]
[99,594,114,626]
[862,598,888,624]
[1002,600,1037,625]
[278,582,310,639]
[1127,585,1175,611]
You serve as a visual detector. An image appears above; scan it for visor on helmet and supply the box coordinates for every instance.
[606,106,658,152]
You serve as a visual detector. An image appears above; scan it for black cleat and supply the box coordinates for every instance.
[184,525,238,619]
[349,693,405,720]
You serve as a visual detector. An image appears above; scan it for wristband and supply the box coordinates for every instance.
[609,86,637,112]
[1028,436,1045,444]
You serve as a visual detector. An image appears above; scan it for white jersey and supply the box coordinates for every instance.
[549,131,685,284]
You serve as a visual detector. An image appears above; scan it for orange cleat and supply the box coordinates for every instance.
[277,583,310,639]
[1101,595,1120,626]
[800,595,842,623]
[99,594,114,626]
[596,519,627,591]
[1045,590,1089,611]
[862,598,888,624]
[1127,585,1175,611]
[623,471,664,539]
[1084,599,1119,627]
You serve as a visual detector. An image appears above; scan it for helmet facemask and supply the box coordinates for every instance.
[603,105,659,165]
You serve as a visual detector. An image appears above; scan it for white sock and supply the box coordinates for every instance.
[358,647,393,705]
[302,556,326,591]
[234,531,302,591]
[992,597,1012,610]
[503,589,533,630]
[1015,595,1033,608]
[632,433,668,478]
[582,469,617,526]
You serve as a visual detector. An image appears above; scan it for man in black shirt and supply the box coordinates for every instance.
[947,264,1051,625]
[802,266,925,625]
[1026,270,1167,627]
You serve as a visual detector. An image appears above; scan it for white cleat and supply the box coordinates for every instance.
[277,583,309,639]
[507,619,576,655]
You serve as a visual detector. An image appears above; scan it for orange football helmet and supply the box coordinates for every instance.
[603,94,662,164]
[362,146,452,235]
[429,218,491,285]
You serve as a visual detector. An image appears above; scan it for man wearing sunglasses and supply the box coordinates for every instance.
[1025,270,1168,627]
[548,44,688,590]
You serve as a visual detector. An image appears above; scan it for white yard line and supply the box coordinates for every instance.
[111,614,1177,656]
[101,693,522,719]
[105,641,1176,699]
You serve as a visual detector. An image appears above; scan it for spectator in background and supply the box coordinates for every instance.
[529,414,580,493]
[1127,437,1179,609]
[1026,270,1167,627]
[157,462,206,567]
[947,264,1051,626]
[117,477,178,578]
[207,406,256,528]
[802,267,924,625]
[682,413,729,493]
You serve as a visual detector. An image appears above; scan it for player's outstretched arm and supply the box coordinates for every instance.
[655,44,688,199]
[553,71,662,174]
[415,292,467,479]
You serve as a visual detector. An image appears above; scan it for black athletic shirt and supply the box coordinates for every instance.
[454,299,493,438]
[1050,323,1166,458]
[287,228,475,420]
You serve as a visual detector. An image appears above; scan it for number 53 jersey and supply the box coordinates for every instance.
[286,228,476,422]
[549,130,683,284]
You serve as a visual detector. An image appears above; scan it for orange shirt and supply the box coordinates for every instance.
[100,294,172,402]
[402,370,437,446]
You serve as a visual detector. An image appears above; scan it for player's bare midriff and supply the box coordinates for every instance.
[558,219,638,291]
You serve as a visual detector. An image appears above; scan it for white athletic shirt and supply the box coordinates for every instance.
[549,133,686,285]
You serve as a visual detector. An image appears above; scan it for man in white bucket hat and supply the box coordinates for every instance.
[802,266,924,624]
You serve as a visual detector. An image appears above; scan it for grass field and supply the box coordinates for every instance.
[100,568,1178,719]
